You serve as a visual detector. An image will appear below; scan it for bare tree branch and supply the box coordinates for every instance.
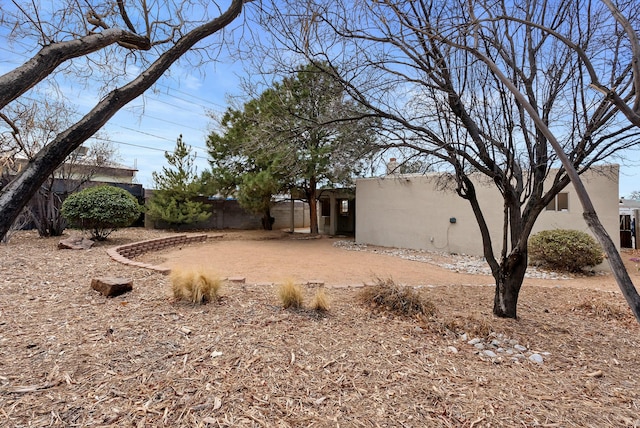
[0,29,151,109]
[117,0,138,34]
[0,0,247,240]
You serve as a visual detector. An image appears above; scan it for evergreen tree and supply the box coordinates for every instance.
[147,136,211,227]
[206,63,379,233]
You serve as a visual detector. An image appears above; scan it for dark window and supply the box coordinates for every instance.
[546,192,569,211]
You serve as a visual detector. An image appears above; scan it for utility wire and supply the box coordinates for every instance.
[155,82,228,110]
[93,135,210,156]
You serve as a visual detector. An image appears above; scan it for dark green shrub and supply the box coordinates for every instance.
[528,229,603,272]
[61,185,142,241]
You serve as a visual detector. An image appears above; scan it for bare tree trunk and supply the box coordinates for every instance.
[493,250,528,318]
[307,177,319,235]
[261,207,273,230]
[0,0,245,242]
[29,175,67,237]
[471,50,640,323]
[309,198,318,234]
[0,30,151,109]
[582,211,640,321]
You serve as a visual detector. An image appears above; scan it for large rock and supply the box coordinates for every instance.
[59,236,94,250]
[91,277,133,297]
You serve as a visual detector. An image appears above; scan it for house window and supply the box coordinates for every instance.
[546,192,569,211]
[340,199,349,215]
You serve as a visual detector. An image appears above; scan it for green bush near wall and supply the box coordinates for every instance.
[62,185,142,241]
[529,229,604,272]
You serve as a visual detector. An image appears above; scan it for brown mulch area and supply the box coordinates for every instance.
[1,228,639,427]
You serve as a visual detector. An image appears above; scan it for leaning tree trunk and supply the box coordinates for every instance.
[470,51,640,323]
[493,250,529,318]
[0,0,245,242]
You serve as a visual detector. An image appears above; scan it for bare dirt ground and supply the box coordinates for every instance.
[1,228,639,427]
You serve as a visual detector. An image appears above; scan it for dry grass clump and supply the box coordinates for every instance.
[310,288,330,312]
[574,299,629,321]
[277,280,304,309]
[358,277,435,318]
[170,268,222,304]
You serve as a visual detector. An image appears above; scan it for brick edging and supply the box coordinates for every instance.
[107,234,209,274]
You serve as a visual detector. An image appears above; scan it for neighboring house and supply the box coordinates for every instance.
[1,156,143,227]
[7,157,138,184]
[355,164,619,258]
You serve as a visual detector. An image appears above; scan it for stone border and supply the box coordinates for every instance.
[106,234,368,288]
[107,234,209,274]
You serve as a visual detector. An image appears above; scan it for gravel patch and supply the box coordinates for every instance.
[334,240,573,279]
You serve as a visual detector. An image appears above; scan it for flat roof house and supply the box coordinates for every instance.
[355,165,619,259]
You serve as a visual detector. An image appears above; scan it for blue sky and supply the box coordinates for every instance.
[97,62,241,188]
[1,28,640,197]
[0,45,241,188]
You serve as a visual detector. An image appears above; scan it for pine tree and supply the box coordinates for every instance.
[146,135,211,227]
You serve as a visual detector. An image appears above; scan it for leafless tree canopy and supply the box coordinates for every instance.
[250,0,640,318]
[0,0,248,241]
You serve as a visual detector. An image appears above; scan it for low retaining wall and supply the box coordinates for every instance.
[107,234,209,273]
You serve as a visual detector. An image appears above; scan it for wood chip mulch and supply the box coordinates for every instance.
[0,229,639,427]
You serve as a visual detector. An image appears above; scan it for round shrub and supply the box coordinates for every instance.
[528,229,604,272]
[62,185,142,241]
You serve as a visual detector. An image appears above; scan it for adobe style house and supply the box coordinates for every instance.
[355,165,619,258]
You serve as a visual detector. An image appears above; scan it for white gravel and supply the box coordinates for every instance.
[333,240,572,280]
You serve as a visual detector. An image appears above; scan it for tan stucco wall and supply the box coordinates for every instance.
[355,165,619,259]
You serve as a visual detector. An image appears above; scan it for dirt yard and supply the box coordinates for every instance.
[1,228,639,427]
[155,231,627,293]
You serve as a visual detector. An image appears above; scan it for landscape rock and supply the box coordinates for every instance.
[59,236,94,250]
[91,277,133,297]
[456,332,550,364]
[529,353,544,364]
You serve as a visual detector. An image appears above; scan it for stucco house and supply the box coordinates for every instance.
[6,157,138,185]
[355,164,619,258]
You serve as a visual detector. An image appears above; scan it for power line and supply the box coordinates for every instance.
[93,136,167,153]
[141,91,222,117]
[3,94,212,153]
[124,111,205,132]
[155,82,229,111]
[93,136,210,156]
[114,125,175,143]
[109,124,211,152]
[115,94,214,129]
[1,44,227,118]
